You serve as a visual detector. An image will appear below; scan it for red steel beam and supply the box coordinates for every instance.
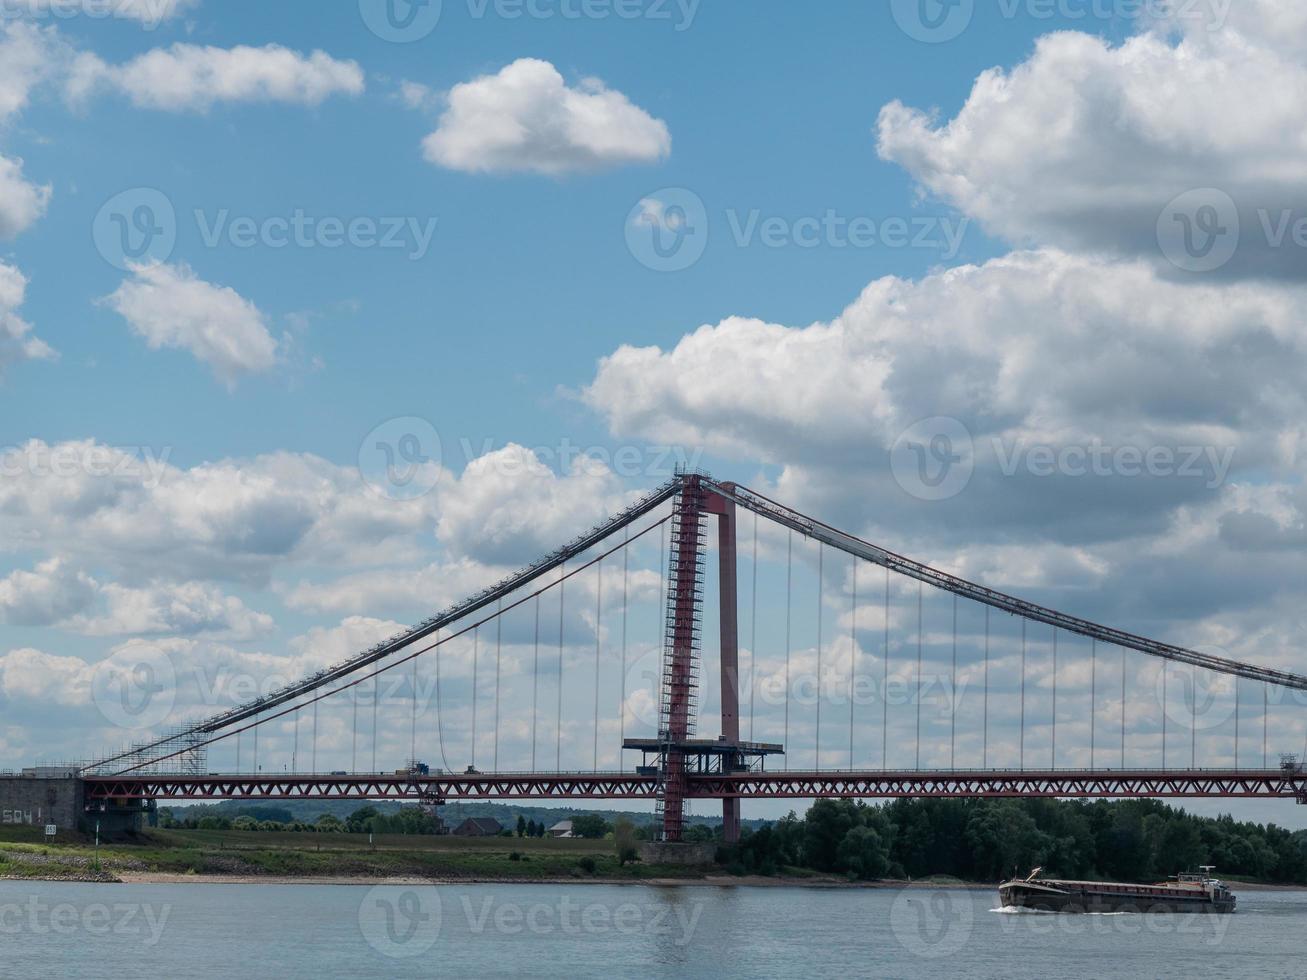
[83,769,1307,802]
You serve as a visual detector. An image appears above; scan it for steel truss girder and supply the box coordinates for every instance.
[83,769,1307,803]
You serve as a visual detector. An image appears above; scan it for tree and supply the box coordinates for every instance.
[316,813,343,832]
[615,818,640,866]
[517,815,528,838]
[837,825,890,880]
[346,806,381,834]
[231,816,259,831]
[571,815,611,839]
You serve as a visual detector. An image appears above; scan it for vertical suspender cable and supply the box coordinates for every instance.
[1234,677,1240,768]
[1264,685,1268,769]
[1090,638,1097,770]
[594,559,602,771]
[351,684,358,773]
[1019,618,1027,770]
[1191,665,1197,769]
[531,596,540,772]
[1162,658,1167,770]
[620,526,629,751]
[410,654,418,767]
[494,598,503,772]
[816,541,823,770]
[1121,646,1127,770]
[293,702,300,774]
[471,626,479,768]
[850,556,857,770]
[983,605,990,769]
[312,698,318,773]
[916,578,923,770]
[751,510,758,742]
[951,594,957,770]
[882,565,890,770]
[557,562,566,771]
[784,529,793,770]
[253,713,259,774]
[1051,627,1057,770]
[370,674,377,774]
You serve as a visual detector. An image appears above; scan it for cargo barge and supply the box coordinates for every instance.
[998,866,1236,914]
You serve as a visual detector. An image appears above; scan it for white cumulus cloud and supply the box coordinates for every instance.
[0,260,53,373]
[102,261,278,386]
[67,42,365,112]
[876,21,1307,277]
[421,58,670,175]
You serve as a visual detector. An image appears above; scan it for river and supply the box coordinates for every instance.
[3,880,1304,978]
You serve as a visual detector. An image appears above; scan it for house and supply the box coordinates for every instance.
[547,819,574,839]
[452,817,503,837]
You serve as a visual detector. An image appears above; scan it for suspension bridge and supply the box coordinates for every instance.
[71,473,1307,844]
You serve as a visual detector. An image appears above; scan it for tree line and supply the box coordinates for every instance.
[723,797,1307,883]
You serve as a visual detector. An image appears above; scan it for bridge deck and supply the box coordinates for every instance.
[82,769,1307,803]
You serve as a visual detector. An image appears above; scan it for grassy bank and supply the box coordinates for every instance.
[0,825,706,884]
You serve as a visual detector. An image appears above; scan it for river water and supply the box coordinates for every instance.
[2,880,1304,978]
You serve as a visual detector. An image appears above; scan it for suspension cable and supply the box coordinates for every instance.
[915,578,923,770]
[471,625,479,768]
[1020,617,1027,770]
[531,595,540,772]
[620,525,629,752]
[556,561,566,771]
[983,605,990,769]
[1090,638,1097,770]
[1051,626,1057,770]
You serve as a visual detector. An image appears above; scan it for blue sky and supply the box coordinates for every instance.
[2,0,1307,827]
